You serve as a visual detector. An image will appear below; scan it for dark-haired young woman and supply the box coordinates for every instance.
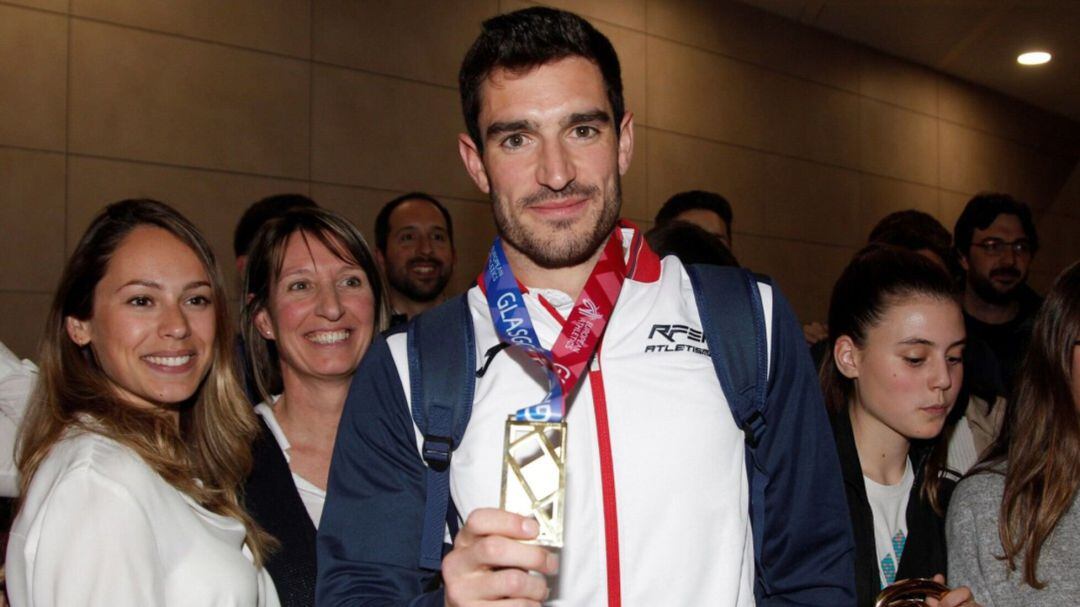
[5,199,278,606]
[947,260,1080,605]
[822,245,977,606]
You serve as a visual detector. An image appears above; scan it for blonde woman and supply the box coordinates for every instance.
[6,199,278,606]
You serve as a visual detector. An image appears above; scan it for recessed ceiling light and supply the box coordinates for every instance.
[1017,51,1052,66]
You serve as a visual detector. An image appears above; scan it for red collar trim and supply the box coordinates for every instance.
[474,218,662,295]
[618,219,661,284]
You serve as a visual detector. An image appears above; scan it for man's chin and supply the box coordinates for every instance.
[521,238,604,269]
[973,280,1021,306]
[397,280,450,303]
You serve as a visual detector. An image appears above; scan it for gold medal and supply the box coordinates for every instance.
[499,417,567,547]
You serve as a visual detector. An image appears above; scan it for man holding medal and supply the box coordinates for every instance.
[318,7,855,606]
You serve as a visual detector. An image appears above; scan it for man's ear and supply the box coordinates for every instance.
[617,112,635,177]
[254,309,275,341]
[375,248,387,272]
[958,252,970,273]
[458,133,490,194]
[66,316,92,347]
[833,335,861,380]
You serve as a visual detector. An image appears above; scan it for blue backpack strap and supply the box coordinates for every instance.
[406,294,476,571]
[685,265,769,562]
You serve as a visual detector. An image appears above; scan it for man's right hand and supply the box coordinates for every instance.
[443,508,559,607]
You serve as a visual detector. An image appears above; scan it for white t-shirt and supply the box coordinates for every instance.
[6,430,279,606]
[255,401,326,527]
[864,458,914,588]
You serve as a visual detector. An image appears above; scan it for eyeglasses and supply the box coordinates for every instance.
[971,238,1033,257]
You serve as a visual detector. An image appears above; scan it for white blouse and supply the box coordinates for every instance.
[0,341,36,497]
[6,430,280,607]
[254,401,325,527]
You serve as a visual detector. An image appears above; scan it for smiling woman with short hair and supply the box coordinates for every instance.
[240,207,388,607]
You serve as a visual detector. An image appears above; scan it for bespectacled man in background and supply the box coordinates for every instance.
[954,193,1042,398]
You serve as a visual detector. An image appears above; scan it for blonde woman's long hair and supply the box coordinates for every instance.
[16,199,274,564]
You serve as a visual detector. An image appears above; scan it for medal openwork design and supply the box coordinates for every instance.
[499,418,567,547]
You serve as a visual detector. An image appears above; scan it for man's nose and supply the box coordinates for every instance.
[537,140,575,191]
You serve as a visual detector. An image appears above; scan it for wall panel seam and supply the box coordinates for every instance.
[0,144,65,157]
[62,13,467,96]
[307,0,315,184]
[65,14,309,63]
[54,150,493,207]
[936,116,1080,156]
[645,31,861,96]
[645,33,1078,151]
[63,151,312,183]
[0,1,65,17]
[311,59,458,93]
[64,6,71,260]
[644,125,941,188]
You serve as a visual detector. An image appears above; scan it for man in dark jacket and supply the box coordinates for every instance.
[954,193,1042,399]
[317,7,855,606]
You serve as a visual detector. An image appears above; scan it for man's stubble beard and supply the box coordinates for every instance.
[968,266,1026,306]
[492,176,622,270]
[387,259,452,303]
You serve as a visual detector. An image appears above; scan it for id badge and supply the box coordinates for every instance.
[499,417,567,547]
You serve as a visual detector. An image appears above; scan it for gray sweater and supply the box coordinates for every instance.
[946,468,1080,607]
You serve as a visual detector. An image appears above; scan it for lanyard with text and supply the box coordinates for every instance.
[483,229,627,422]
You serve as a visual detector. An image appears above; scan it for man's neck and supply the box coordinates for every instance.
[503,239,607,300]
[389,290,438,321]
[963,288,1020,325]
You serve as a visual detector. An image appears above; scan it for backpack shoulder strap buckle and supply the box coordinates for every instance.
[422,435,453,472]
[743,410,766,448]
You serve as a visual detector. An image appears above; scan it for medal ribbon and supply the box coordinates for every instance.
[483,229,627,423]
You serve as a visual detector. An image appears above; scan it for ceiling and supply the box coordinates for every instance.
[737,0,1080,124]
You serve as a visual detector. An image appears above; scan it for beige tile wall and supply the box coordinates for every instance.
[1,0,1078,358]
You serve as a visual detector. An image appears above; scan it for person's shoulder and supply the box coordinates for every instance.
[0,340,36,382]
[44,430,159,493]
[14,429,163,534]
[952,464,1006,512]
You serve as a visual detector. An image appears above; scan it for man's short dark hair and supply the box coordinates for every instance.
[869,210,951,260]
[869,209,960,280]
[646,221,739,268]
[374,192,455,253]
[953,192,1039,257]
[654,191,734,238]
[459,7,624,151]
[233,194,318,258]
